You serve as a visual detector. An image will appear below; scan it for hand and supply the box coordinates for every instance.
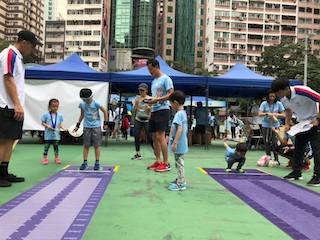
[312,118,319,127]
[172,141,177,152]
[283,146,290,154]
[271,127,279,134]
[14,104,24,121]
[61,127,68,131]
[147,97,158,105]
[103,125,108,130]
[47,126,54,131]
[73,127,79,132]
[284,125,291,132]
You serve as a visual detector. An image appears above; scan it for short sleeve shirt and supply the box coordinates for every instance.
[0,45,25,108]
[171,110,188,154]
[79,100,101,128]
[41,112,64,140]
[151,74,174,112]
[259,101,285,128]
[225,147,243,162]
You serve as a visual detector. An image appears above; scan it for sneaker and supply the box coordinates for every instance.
[6,173,25,182]
[168,182,187,191]
[303,160,311,172]
[131,154,142,160]
[94,162,100,171]
[0,178,11,187]
[225,168,232,173]
[168,179,177,186]
[307,175,320,186]
[284,170,303,180]
[54,157,61,164]
[79,163,88,170]
[147,161,160,170]
[42,157,49,165]
[237,169,245,173]
[155,162,171,172]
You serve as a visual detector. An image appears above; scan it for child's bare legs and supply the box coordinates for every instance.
[94,146,100,161]
[83,146,89,161]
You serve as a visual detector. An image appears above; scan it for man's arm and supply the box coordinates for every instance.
[148,88,174,104]
[3,74,24,121]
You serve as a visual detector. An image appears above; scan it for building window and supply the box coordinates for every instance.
[168,6,173,13]
[197,51,202,58]
[167,27,172,34]
[166,38,172,45]
[167,16,173,23]
[166,49,171,56]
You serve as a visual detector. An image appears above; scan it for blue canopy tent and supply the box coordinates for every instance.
[208,63,302,98]
[110,56,207,95]
[25,53,108,81]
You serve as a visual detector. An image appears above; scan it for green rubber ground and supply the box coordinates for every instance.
[2,138,318,240]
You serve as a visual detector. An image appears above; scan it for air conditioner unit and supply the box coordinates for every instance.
[215,16,221,20]
[239,17,244,21]
[217,37,225,41]
[232,5,237,10]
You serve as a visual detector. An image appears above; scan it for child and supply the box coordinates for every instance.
[74,88,108,170]
[121,114,130,140]
[168,90,188,191]
[41,99,66,165]
[224,138,247,173]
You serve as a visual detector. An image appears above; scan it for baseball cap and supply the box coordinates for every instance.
[138,83,148,90]
[17,30,42,46]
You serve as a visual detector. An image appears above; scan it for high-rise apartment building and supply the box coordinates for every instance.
[109,0,156,70]
[297,0,320,52]
[44,20,65,64]
[65,0,105,70]
[44,0,67,21]
[0,0,44,58]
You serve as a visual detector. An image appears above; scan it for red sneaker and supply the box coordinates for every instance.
[54,157,61,164]
[42,157,48,165]
[147,161,160,170]
[303,160,311,172]
[155,162,171,172]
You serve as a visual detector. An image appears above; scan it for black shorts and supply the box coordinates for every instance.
[195,125,206,134]
[107,121,115,131]
[0,106,23,140]
[149,109,170,133]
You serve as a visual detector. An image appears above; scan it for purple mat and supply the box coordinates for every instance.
[204,168,320,240]
[0,166,115,240]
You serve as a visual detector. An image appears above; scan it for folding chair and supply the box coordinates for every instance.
[248,124,264,149]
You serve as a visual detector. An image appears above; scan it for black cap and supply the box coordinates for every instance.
[17,30,42,46]
[80,88,93,99]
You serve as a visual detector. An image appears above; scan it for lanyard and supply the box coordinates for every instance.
[50,112,57,129]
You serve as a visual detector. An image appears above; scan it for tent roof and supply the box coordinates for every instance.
[110,56,207,94]
[208,64,302,97]
[25,53,108,81]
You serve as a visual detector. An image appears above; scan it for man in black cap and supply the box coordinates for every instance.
[0,30,41,187]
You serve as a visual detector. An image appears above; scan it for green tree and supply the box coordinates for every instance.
[0,38,10,51]
[257,41,320,91]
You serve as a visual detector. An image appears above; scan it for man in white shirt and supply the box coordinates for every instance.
[0,30,41,187]
[272,78,320,186]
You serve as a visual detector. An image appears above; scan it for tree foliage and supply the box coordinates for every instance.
[257,41,320,91]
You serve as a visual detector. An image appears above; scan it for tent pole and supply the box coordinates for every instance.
[225,99,229,138]
[205,87,209,150]
[105,82,112,147]
[190,95,193,129]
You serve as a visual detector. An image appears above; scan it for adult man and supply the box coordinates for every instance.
[0,30,41,187]
[146,59,174,172]
[271,78,320,186]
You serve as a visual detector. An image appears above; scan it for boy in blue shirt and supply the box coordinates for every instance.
[168,90,188,191]
[74,88,108,170]
[224,138,247,173]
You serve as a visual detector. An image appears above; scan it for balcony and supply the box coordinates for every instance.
[247,39,263,44]
[264,39,280,45]
[230,38,246,42]
[214,47,230,54]
[281,30,296,36]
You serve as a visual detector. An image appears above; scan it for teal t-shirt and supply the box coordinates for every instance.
[151,74,174,112]
[259,101,285,128]
[171,110,188,154]
[41,112,63,140]
[79,100,101,128]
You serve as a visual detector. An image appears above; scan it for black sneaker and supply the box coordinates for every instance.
[0,178,12,187]
[131,154,142,160]
[6,173,25,182]
[284,171,303,180]
[307,175,320,186]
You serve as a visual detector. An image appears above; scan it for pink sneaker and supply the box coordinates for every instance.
[257,155,270,167]
[42,157,49,165]
[54,157,61,164]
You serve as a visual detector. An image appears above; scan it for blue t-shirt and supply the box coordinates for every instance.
[259,101,285,128]
[151,74,174,112]
[41,112,64,140]
[225,147,244,162]
[79,100,101,128]
[171,110,188,154]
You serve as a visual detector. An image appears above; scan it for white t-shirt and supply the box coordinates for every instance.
[251,104,263,125]
[0,45,25,108]
[281,86,320,122]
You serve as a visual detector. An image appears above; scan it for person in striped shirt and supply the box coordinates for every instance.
[272,78,320,186]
